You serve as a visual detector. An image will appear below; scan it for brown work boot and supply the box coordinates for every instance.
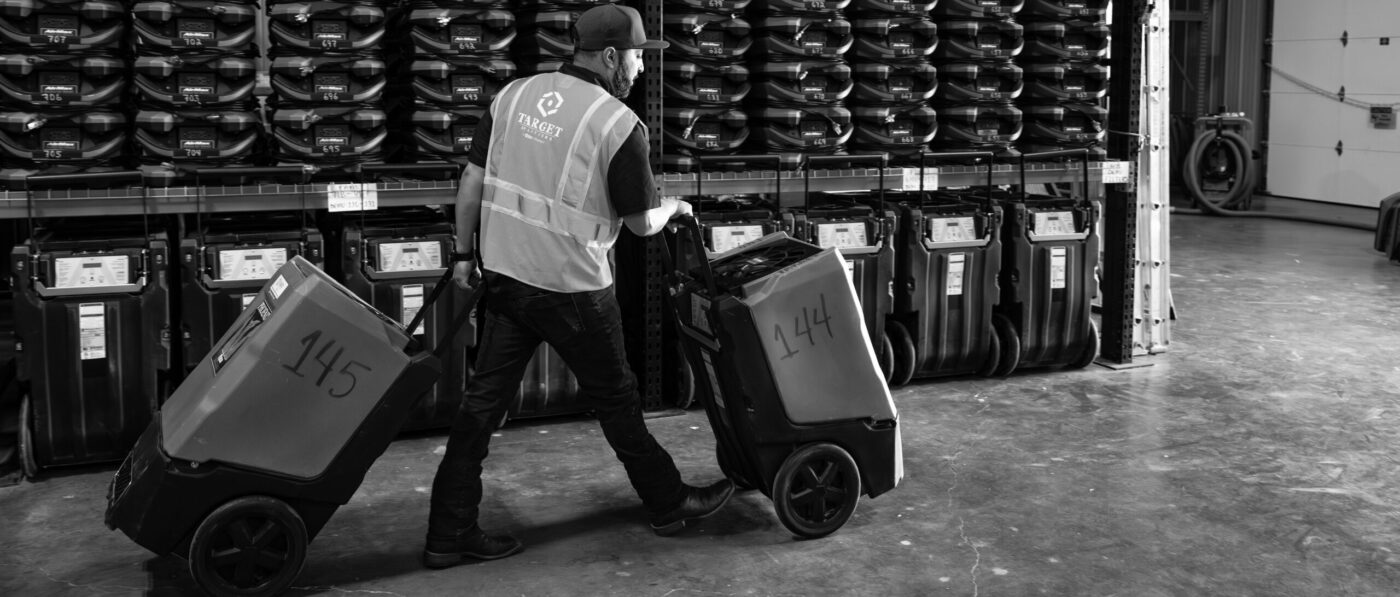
[423,527,523,569]
[650,479,735,536]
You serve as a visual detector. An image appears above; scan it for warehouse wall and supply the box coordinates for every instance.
[1265,0,1400,206]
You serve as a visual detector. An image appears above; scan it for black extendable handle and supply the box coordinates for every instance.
[24,170,141,189]
[919,151,996,209]
[194,165,316,185]
[802,153,887,213]
[360,163,461,176]
[696,154,783,203]
[1019,148,1090,201]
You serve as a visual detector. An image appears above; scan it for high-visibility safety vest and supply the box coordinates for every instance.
[480,71,641,292]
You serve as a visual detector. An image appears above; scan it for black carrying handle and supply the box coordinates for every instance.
[695,154,783,211]
[191,165,316,254]
[24,170,142,189]
[661,214,717,299]
[24,170,147,262]
[405,253,484,358]
[1018,148,1090,201]
[919,151,996,210]
[193,165,316,184]
[803,153,886,212]
[359,162,462,179]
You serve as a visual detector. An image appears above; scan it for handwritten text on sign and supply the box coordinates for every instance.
[899,167,939,192]
[327,183,380,212]
[282,330,376,398]
[772,293,836,360]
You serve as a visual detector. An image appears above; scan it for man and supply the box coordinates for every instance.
[424,4,734,569]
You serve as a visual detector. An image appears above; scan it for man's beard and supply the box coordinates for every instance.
[610,66,634,100]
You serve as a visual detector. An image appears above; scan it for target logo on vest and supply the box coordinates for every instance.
[537,91,564,117]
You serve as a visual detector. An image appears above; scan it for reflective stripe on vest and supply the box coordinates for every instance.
[481,72,639,248]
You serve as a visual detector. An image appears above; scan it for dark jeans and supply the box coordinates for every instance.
[427,271,686,540]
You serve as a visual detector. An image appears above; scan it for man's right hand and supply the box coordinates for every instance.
[453,259,480,290]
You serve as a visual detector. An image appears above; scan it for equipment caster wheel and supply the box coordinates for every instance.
[189,495,308,597]
[878,331,895,384]
[991,314,1021,377]
[1068,320,1100,370]
[977,324,1001,378]
[886,320,916,387]
[18,395,37,479]
[773,442,861,539]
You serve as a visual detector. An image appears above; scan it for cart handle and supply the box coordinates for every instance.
[193,165,316,184]
[1018,148,1090,201]
[359,162,461,179]
[661,214,718,299]
[918,151,995,210]
[24,170,142,189]
[802,153,886,212]
[405,253,486,358]
[695,154,783,211]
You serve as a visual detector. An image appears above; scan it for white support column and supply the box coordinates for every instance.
[1135,2,1172,355]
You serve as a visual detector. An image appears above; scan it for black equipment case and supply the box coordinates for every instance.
[666,211,902,539]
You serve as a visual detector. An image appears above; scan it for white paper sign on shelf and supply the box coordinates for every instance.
[1102,161,1132,184]
[899,167,939,191]
[327,183,380,212]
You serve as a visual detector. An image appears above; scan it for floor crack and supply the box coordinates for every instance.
[958,517,982,597]
[290,585,406,596]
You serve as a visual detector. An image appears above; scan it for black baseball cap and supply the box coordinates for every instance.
[575,5,669,51]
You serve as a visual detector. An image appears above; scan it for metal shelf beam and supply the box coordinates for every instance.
[0,180,458,218]
[661,163,1108,200]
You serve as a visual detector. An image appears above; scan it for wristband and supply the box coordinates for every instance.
[450,251,475,263]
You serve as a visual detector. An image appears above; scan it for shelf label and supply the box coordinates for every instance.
[899,167,938,191]
[327,183,379,212]
[1102,161,1131,184]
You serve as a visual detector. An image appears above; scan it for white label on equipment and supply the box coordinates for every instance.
[378,241,443,272]
[947,253,966,296]
[900,167,938,191]
[816,223,869,249]
[1035,212,1078,237]
[78,303,105,360]
[241,293,257,309]
[53,255,129,289]
[218,248,288,281]
[927,217,978,243]
[709,225,764,254]
[691,296,712,335]
[843,258,856,287]
[1102,160,1131,184]
[327,183,380,212]
[1050,246,1067,289]
[270,275,289,299]
[401,284,424,334]
[700,349,725,410]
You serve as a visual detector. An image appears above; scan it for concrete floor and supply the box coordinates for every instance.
[3,197,1400,596]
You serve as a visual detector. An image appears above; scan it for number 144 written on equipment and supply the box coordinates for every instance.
[773,293,836,360]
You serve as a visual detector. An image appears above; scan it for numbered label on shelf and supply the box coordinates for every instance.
[327,183,380,213]
[899,167,939,191]
[1102,161,1132,184]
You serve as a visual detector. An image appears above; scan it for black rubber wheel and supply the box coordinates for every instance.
[1068,320,1100,370]
[878,331,895,384]
[886,320,917,387]
[189,496,308,597]
[18,395,37,479]
[773,443,861,539]
[977,324,1001,378]
[991,314,1021,378]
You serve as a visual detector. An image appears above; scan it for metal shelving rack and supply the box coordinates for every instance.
[2,0,1171,410]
